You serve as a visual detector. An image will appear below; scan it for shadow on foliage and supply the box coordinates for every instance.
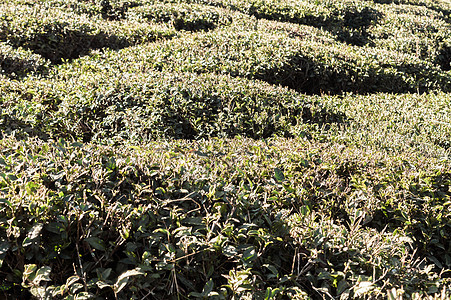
[333,6,383,46]
[100,0,140,21]
[66,85,348,142]
[435,45,451,71]
[16,31,142,64]
[246,4,383,47]
[372,0,451,19]
[0,55,48,78]
[0,114,50,141]
[260,53,449,95]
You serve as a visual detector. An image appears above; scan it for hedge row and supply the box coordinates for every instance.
[163,0,451,69]
[0,42,49,78]
[366,3,451,70]
[0,67,344,142]
[0,2,176,63]
[371,0,451,15]
[164,0,380,29]
[127,2,233,31]
[0,136,449,299]
[5,0,449,70]
[95,20,451,94]
[319,92,451,155]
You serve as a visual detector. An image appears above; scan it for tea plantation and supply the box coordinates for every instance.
[0,0,450,299]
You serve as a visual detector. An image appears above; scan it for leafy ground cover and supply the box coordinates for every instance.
[0,0,450,299]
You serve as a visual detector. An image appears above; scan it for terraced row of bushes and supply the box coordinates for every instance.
[1,0,450,80]
[0,66,345,143]
[126,2,233,31]
[89,19,450,94]
[0,42,49,78]
[0,136,449,299]
[0,2,175,64]
[1,0,451,299]
[320,92,451,153]
[2,63,451,153]
[155,0,451,69]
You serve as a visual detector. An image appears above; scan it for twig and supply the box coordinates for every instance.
[75,243,88,293]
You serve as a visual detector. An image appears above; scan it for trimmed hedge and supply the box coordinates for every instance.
[170,0,451,68]
[0,67,345,142]
[0,3,176,63]
[170,0,380,28]
[0,136,449,299]
[320,92,451,154]
[0,43,50,78]
[127,2,233,31]
[1,1,451,299]
[96,21,451,94]
[367,3,451,69]
[371,0,451,15]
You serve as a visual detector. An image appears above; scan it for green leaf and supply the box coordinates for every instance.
[97,280,112,290]
[85,237,106,251]
[263,264,278,278]
[101,268,112,280]
[114,268,144,294]
[45,222,64,234]
[222,245,237,258]
[0,241,10,268]
[23,223,43,247]
[202,279,214,295]
[23,264,37,282]
[274,168,285,182]
[241,246,256,264]
[33,266,52,285]
[65,275,80,289]
[354,281,374,297]
[337,279,348,295]
[73,292,93,299]
[264,287,279,300]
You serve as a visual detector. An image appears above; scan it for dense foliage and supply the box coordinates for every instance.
[0,0,450,299]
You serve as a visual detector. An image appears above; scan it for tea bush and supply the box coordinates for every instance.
[0,136,449,299]
[0,43,49,78]
[127,2,232,31]
[98,21,450,94]
[320,92,451,153]
[166,0,451,69]
[366,3,451,69]
[0,2,175,63]
[0,67,344,142]
[1,0,451,299]
[371,0,451,15]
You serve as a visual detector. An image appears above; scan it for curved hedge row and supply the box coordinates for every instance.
[1,1,451,299]
[170,0,451,69]
[0,43,49,78]
[320,92,451,154]
[96,20,450,94]
[0,67,343,142]
[127,2,233,31]
[0,3,175,63]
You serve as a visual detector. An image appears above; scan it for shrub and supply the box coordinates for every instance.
[367,3,451,68]
[99,21,450,94]
[0,43,49,78]
[320,92,451,156]
[0,136,449,299]
[127,2,232,31]
[0,66,344,142]
[175,0,451,67]
[0,2,175,63]
[371,0,451,16]
[1,1,450,299]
